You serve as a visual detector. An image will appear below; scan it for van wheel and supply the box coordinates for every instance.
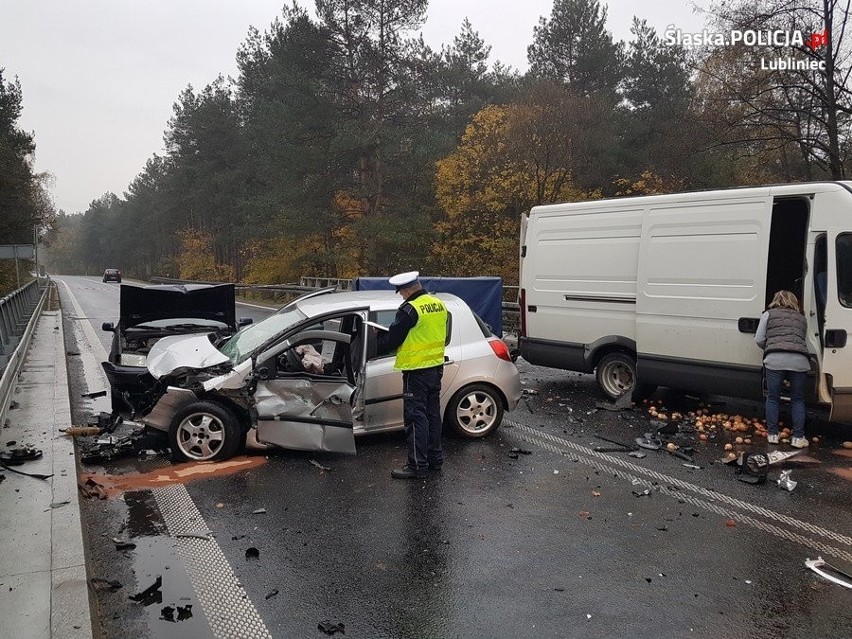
[595,353,637,400]
[168,401,242,462]
[445,384,504,438]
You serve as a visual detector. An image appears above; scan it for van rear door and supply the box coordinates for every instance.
[823,232,852,421]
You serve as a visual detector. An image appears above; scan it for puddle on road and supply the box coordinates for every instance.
[129,535,210,638]
[81,456,267,497]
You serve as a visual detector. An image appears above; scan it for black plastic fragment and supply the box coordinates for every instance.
[265,589,279,600]
[246,547,260,560]
[318,620,346,635]
[82,390,107,399]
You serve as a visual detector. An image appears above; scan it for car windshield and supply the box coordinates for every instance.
[219,307,306,363]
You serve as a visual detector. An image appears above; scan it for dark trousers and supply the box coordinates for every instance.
[765,368,807,437]
[402,366,443,470]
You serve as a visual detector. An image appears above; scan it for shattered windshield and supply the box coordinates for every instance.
[219,307,306,363]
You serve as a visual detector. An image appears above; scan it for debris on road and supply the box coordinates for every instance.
[79,477,108,500]
[61,426,102,437]
[510,447,533,455]
[265,589,279,600]
[318,620,346,635]
[112,537,136,550]
[805,557,852,589]
[81,390,107,399]
[90,578,123,592]
[309,460,331,472]
[522,389,539,396]
[0,446,43,465]
[632,489,652,498]
[245,547,260,561]
[48,501,71,510]
[682,463,702,469]
[725,519,737,528]
[8,401,19,410]
[252,508,267,515]
[628,451,647,459]
[129,576,163,606]
[173,531,212,540]
[635,433,662,450]
[777,470,797,492]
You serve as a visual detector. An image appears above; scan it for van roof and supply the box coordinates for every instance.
[529,181,852,215]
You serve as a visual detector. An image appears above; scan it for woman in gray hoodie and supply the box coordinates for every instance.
[754,290,811,448]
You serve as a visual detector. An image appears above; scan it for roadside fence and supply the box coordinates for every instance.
[0,277,50,427]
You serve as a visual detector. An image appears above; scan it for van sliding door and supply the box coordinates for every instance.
[635,195,772,398]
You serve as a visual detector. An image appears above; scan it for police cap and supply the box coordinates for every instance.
[388,271,419,292]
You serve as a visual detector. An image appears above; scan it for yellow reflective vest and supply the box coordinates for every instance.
[394,294,447,371]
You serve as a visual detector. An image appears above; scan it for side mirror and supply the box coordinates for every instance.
[102,322,115,332]
[238,317,253,327]
[255,366,272,380]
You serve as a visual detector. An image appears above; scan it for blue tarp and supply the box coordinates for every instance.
[354,276,503,336]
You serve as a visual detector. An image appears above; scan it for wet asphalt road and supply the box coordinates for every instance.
[56,275,852,638]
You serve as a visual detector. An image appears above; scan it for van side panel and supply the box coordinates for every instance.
[636,197,771,396]
[520,206,642,369]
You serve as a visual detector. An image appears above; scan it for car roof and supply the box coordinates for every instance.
[294,290,466,317]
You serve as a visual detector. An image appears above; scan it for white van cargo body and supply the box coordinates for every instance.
[518,182,852,423]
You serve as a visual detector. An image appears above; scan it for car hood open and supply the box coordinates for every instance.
[119,283,237,329]
[147,334,232,379]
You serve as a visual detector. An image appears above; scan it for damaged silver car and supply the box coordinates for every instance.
[108,289,521,462]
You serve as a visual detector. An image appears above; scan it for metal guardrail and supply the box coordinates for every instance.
[0,278,49,427]
[0,279,44,371]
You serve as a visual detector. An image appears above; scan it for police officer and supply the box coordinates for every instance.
[377,271,448,479]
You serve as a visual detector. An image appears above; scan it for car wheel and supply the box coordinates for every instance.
[595,352,638,399]
[445,383,504,438]
[168,400,242,462]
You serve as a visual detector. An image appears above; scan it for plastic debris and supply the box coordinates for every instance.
[265,589,279,600]
[682,463,702,469]
[79,477,108,500]
[510,448,533,455]
[776,470,797,492]
[805,557,852,589]
[628,451,647,459]
[82,390,108,399]
[174,531,212,540]
[252,508,267,515]
[309,460,331,471]
[318,620,346,635]
[632,489,652,498]
[112,537,136,550]
[245,547,260,561]
[90,578,123,592]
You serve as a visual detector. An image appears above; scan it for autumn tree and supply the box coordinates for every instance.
[703,0,852,179]
[432,98,597,282]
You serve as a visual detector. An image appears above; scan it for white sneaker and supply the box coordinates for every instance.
[791,437,809,449]
[767,433,779,444]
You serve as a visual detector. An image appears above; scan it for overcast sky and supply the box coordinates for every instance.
[0,1,709,215]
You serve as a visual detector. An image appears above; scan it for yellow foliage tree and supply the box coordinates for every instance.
[177,229,235,282]
[432,104,595,283]
[614,170,685,196]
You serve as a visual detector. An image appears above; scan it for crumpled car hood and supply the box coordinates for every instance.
[119,283,237,329]
[147,334,231,379]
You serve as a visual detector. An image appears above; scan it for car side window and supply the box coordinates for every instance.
[837,234,852,308]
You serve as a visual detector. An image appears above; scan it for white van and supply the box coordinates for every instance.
[518,182,852,423]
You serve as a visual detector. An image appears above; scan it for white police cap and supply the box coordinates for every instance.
[388,271,419,290]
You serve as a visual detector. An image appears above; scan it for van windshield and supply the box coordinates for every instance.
[219,308,306,363]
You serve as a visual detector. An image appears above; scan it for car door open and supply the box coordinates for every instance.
[254,321,367,454]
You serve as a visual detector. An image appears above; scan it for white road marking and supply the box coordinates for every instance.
[503,419,852,562]
[58,278,273,638]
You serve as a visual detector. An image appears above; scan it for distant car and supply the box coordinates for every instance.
[103,268,122,283]
[107,289,521,462]
[101,283,253,416]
